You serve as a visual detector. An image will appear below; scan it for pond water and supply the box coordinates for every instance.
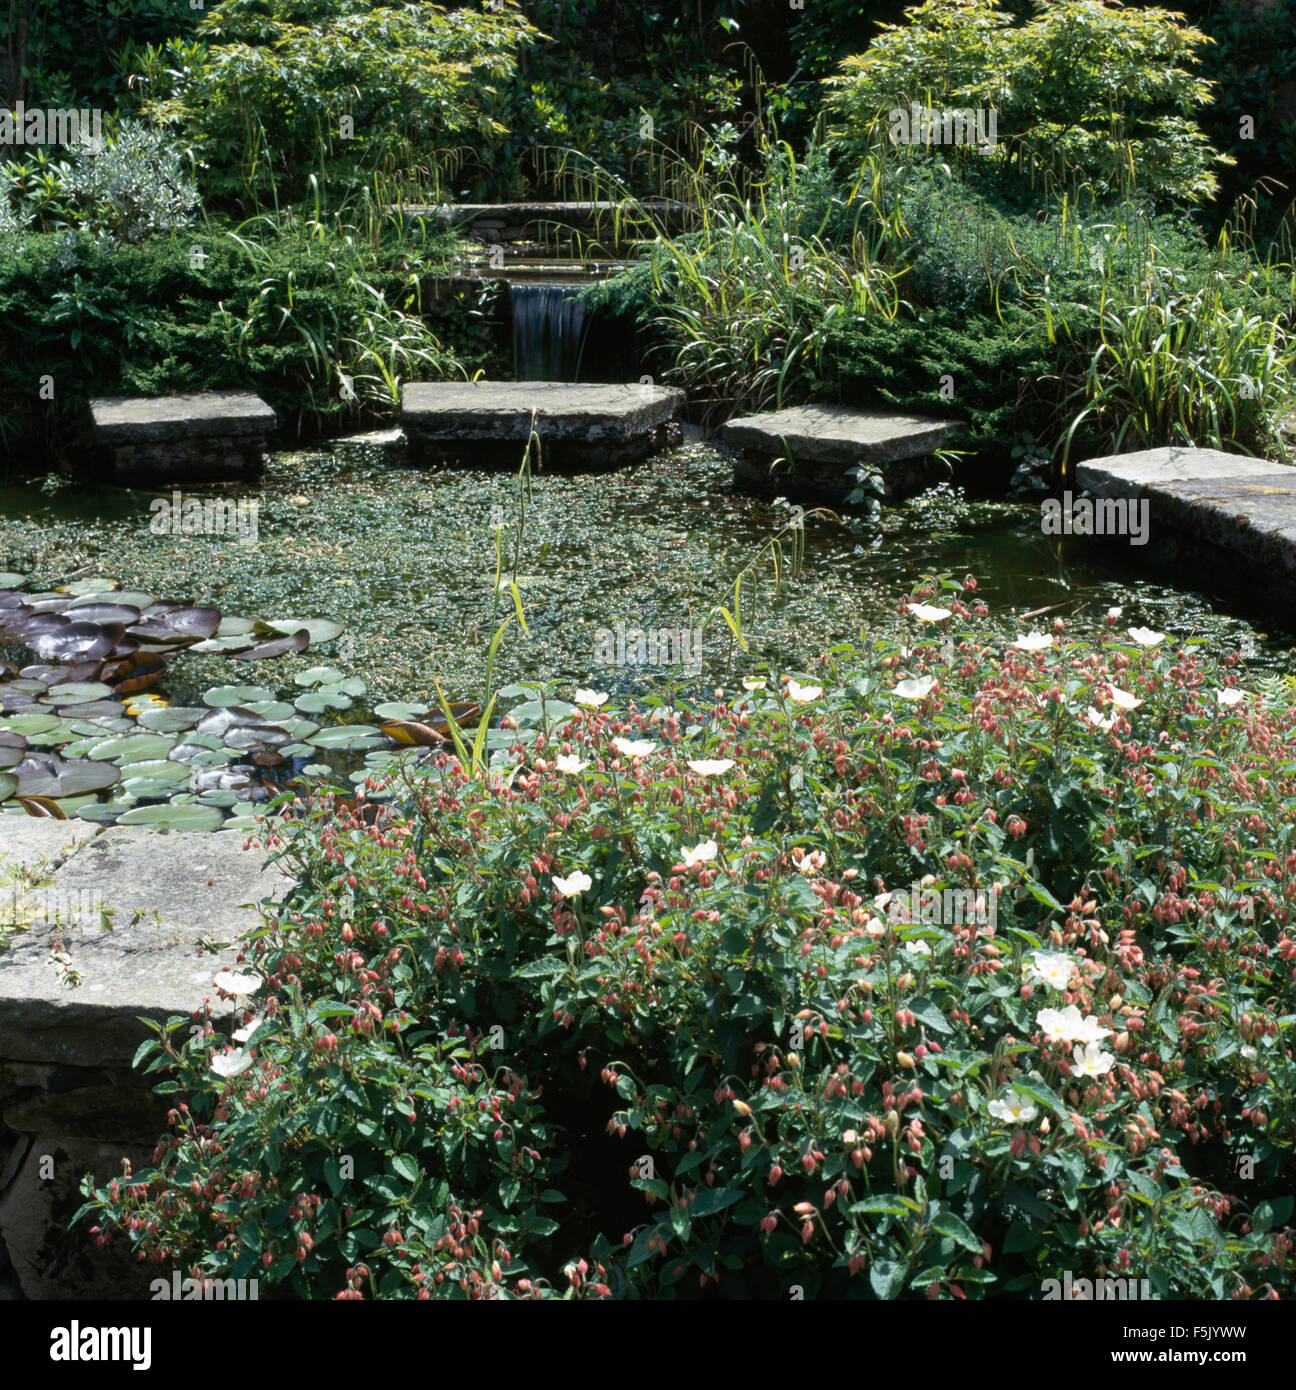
[5,436,1296,719]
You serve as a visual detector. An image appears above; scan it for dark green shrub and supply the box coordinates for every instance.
[0,220,487,466]
[78,591,1296,1298]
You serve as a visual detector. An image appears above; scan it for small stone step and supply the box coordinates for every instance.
[717,404,964,502]
[1073,444,1296,587]
[89,390,277,484]
[401,380,685,468]
[0,824,292,1068]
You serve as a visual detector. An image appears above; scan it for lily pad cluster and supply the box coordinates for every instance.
[0,574,364,831]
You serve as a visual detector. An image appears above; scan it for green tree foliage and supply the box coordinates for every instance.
[130,0,540,208]
[825,0,1229,207]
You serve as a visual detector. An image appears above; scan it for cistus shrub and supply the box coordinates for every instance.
[80,583,1295,1298]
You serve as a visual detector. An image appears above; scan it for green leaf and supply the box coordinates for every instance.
[391,1153,419,1185]
[930,1210,980,1253]
[687,1187,744,1218]
[869,1258,906,1299]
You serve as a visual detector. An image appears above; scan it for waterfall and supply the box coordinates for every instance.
[510,283,592,382]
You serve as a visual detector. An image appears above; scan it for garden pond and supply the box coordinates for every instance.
[3,432,1296,831]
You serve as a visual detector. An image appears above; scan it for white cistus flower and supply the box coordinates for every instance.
[611,737,657,758]
[681,840,718,869]
[906,603,952,622]
[555,754,588,774]
[1072,1042,1115,1078]
[1216,688,1246,707]
[894,676,937,700]
[212,971,262,997]
[987,1089,1038,1124]
[552,870,592,897]
[1036,1004,1112,1043]
[1013,632,1053,651]
[1108,686,1142,711]
[1127,626,1164,647]
[574,688,608,707]
[211,1049,253,1079]
[686,759,735,776]
[1027,950,1074,990]
[786,679,823,703]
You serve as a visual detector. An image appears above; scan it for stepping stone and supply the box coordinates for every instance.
[717,404,964,502]
[89,390,277,484]
[0,826,292,1068]
[0,817,101,927]
[1073,445,1296,588]
[401,380,685,468]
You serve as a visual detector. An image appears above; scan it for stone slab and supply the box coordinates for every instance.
[402,381,683,441]
[1075,446,1293,493]
[402,381,684,467]
[90,391,276,445]
[1073,446,1296,584]
[0,817,101,924]
[0,827,293,1067]
[717,405,962,466]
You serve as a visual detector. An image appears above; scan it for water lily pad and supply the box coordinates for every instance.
[322,676,366,698]
[233,630,310,661]
[119,759,191,785]
[277,717,320,740]
[203,685,276,708]
[0,771,15,800]
[76,802,128,824]
[39,681,114,706]
[61,578,119,596]
[129,605,222,644]
[244,700,295,722]
[307,724,384,751]
[294,690,352,714]
[69,589,155,612]
[118,803,224,831]
[372,700,429,721]
[88,732,178,763]
[0,573,27,588]
[136,707,206,733]
[59,701,126,720]
[0,712,60,736]
[189,635,259,654]
[12,753,121,798]
[216,615,257,636]
[294,666,344,687]
[196,789,241,808]
[67,602,142,626]
[263,618,344,644]
[123,693,169,713]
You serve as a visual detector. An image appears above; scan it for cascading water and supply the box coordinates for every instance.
[511,283,593,381]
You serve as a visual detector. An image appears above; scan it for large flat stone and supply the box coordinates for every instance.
[718,404,963,503]
[1071,446,1296,591]
[401,380,684,467]
[718,405,962,465]
[0,817,101,926]
[1075,445,1293,493]
[89,391,276,444]
[0,827,293,1067]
